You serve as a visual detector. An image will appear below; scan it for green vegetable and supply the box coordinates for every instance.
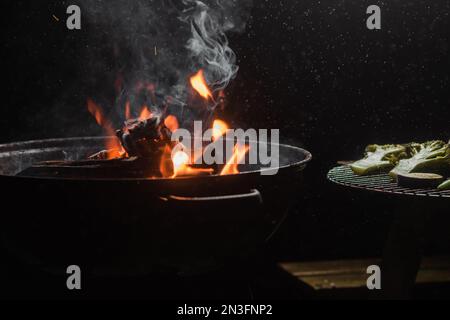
[438,179,450,191]
[389,140,450,179]
[397,172,444,188]
[350,144,408,176]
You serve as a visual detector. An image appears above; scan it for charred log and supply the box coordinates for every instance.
[115,116,173,158]
[17,114,177,178]
[16,113,218,179]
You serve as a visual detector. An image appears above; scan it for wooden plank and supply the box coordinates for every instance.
[279,256,450,290]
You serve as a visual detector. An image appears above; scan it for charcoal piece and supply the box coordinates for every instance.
[116,116,172,158]
[23,114,179,179]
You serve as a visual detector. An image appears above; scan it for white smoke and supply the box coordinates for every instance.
[183,1,239,95]
[80,0,253,124]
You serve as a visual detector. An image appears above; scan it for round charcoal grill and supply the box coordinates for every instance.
[327,165,450,198]
[0,137,311,276]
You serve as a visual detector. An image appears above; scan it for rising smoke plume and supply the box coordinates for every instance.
[80,0,253,126]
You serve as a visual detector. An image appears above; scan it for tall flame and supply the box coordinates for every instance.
[190,70,213,100]
[87,98,124,159]
[172,150,191,177]
[212,119,229,141]
[87,98,109,128]
[125,101,131,120]
[159,145,174,178]
[139,106,152,121]
[221,144,249,176]
[164,115,179,133]
[88,97,245,176]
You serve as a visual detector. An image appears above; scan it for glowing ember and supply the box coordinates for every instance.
[172,150,190,171]
[190,70,213,100]
[172,154,214,178]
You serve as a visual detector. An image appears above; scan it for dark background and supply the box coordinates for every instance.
[1,0,449,262]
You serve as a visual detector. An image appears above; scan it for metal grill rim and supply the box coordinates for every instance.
[327,166,450,198]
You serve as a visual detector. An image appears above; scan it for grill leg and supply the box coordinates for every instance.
[380,200,429,299]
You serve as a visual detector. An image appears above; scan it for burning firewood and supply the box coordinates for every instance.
[18,68,247,179]
[86,112,175,163]
[88,149,126,160]
[115,115,173,158]
[20,112,183,179]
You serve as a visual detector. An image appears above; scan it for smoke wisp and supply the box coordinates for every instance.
[80,0,253,126]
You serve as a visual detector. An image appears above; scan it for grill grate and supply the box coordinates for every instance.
[327,166,450,198]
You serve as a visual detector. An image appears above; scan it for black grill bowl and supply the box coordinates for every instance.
[0,137,311,275]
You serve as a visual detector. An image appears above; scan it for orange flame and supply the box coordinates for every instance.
[125,101,131,120]
[172,150,214,178]
[159,145,174,178]
[87,98,108,128]
[190,70,212,100]
[87,98,124,159]
[164,115,179,133]
[172,150,190,177]
[139,106,152,121]
[160,145,214,178]
[221,144,249,176]
[212,119,229,141]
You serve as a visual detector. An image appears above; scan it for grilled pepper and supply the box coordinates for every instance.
[438,179,450,191]
[389,140,450,179]
[350,144,408,176]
